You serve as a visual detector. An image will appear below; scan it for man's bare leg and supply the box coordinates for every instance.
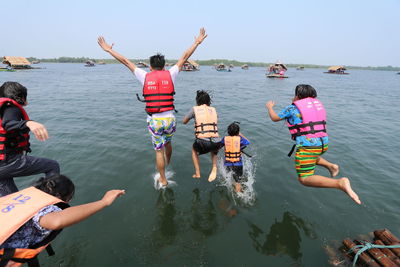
[316,156,339,177]
[298,175,361,204]
[208,152,218,182]
[155,148,168,186]
[192,148,201,178]
[164,141,172,165]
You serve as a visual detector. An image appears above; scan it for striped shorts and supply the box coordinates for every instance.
[295,145,328,178]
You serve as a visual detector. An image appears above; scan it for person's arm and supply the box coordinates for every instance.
[2,106,49,141]
[239,132,250,143]
[176,28,207,70]
[39,190,125,230]
[182,107,195,124]
[98,36,137,72]
[266,101,283,122]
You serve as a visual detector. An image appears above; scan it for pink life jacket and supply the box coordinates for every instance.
[287,97,328,140]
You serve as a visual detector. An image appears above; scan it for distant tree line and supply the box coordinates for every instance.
[26,57,400,71]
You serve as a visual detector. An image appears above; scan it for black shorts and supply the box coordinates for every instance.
[193,139,222,155]
[226,165,246,183]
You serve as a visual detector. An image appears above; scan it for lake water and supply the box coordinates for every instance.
[1,64,399,266]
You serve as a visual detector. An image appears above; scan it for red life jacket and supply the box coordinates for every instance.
[142,70,175,114]
[0,187,68,267]
[0,98,31,161]
[287,97,328,140]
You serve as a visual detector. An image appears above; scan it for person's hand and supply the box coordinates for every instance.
[26,121,49,141]
[98,36,114,52]
[266,101,275,109]
[194,28,207,45]
[101,190,125,206]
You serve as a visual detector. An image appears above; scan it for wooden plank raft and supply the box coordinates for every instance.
[342,229,400,266]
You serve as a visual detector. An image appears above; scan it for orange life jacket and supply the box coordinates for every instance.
[141,70,175,114]
[0,98,31,161]
[193,105,218,139]
[0,187,66,267]
[224,136,241,162]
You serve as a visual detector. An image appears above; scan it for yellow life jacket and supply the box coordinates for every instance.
[224,136,241,162]
[0,187,65,267]
[193,105,219,139]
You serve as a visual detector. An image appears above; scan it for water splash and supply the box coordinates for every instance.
[153,170,177,190]
[217,152,256,206]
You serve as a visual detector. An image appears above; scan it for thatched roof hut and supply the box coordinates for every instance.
[182,60,200,71]
[2,57,31,69]
[187,60,199,68]
[328,66,346,71]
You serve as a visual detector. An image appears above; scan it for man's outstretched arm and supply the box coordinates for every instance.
[98,36,137,72]
[176,28,207,70]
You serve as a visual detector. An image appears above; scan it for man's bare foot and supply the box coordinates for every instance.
[192,174,201,179]
[234,183,242,193]
[158,178,168,187]
[329,164,340,177]
[208,167,217,182]
[339,177,361,204]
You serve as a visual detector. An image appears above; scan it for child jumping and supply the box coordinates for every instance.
[265,84,361,204]
[221,122,250,193]
[182,90,221,182]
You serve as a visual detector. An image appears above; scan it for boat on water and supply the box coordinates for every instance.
[241,64,249,70]
[32,60,40,64]
[397,72,400,75]
[296,66,304,70]
[2,56,32,69]
[182,60,199,71]
[84,60,95,67]
[266,61,288,78]
[136,61,149,68]
[324,66,349,74]
[215,63,231,72]
[98,61,106,65]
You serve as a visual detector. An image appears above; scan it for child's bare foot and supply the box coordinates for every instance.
[339,177,361,204]
[158,177,168,187]
[329,164,340,177]
[234,183,242,193]
[208,167,217,182]
[192,173,201,179]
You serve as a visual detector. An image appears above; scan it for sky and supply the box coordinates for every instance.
[1,0,399,67]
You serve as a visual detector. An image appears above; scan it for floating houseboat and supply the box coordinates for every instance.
[182,60,199,71]
[266,61,288,78]
[324,66,349,74]
[85,60,95,67]
[98,61,106,65]
[32,60,40,64]
[216,63,231,72]
[296,66,304,70]
[136,61,149,68]
[2,56,32,69]
[241,64,249,70]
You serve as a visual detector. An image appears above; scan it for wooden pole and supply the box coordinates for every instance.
[357,240,398,267]
[343,238,380,267]
[375,239,400,265]
[374,229,400,258]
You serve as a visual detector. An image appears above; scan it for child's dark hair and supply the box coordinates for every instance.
[32,174,75,202]
[196,90,211,106]
[149,53,165,70]
[0,82,28,105]
[227,122,240,136]
[295,84,317,99]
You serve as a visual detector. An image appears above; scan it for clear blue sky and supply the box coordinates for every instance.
[1,0,399,66]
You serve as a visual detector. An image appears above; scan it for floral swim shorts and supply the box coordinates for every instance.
[147,117,176,150]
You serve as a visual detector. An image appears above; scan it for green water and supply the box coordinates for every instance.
[1,64,399,266]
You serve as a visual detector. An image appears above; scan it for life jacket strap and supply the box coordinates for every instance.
[0,248,15,267]
[289,120,327,138]
[142,92,175,97]
[195,123,218,135]
[287,144,296,157]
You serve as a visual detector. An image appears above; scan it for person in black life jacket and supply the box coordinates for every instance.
[221,122,250,193]
[265,84,361,204]
[97,28,207,187]
[0,82,60,197]
[0,174,125,266]
[182,90,222,182]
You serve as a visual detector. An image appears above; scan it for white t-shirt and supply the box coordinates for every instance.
[134,65,179,120]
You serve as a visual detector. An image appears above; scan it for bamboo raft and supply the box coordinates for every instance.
[340,229,400,266]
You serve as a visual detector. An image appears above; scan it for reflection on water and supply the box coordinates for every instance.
[248,212,317,262]
[154,188,177,245]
